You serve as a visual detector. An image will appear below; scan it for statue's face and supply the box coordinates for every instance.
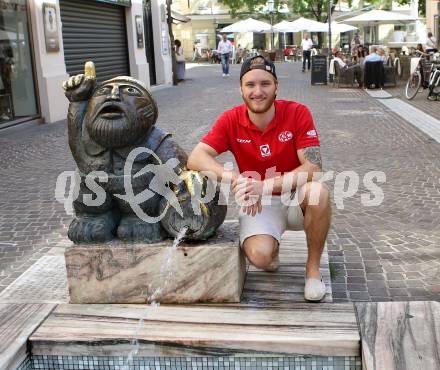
[86,81,157,148]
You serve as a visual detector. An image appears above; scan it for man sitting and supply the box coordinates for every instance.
[333,51,363,88]
[363,46,385,89]
[363,46,381,65]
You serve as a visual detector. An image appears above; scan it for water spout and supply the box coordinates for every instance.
[123,226,189,368]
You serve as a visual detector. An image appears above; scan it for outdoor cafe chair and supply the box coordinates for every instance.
[333,61,355,88]
[364,61,385,89]
[383,58,397,87]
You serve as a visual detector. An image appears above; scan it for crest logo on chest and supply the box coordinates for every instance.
[260,144,271,157]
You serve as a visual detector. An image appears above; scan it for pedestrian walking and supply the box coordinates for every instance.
[187,55,331,302]
[217,33,233,77]
[350,32,361,55]
[301,33,313,72]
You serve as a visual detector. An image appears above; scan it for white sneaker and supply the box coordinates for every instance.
[222,73,226,77]
[226,73,230,77]
[304,274,326,302]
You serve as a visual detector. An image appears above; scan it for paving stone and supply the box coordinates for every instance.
[367,281,388,290]
[371,296,391,302]
[347,276,367,284]
[405,280,424,288]
[331,283,348,293]
[345,263,365,270]
[365,273,386,281]
[386,272,406,280]
[347,284,368,292]
[389,288,409,297]
[388,280,407,289]
[367,287,389,296]
[365,265,384,273]
[346,269,365,277]
[349,291,371,301]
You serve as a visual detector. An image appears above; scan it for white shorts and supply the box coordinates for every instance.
[239,194,304,245]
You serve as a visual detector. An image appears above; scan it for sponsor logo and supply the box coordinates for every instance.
[278,131,293,142]
[260,144,271,157]
[236,138,252,143]
[307,129,317,138]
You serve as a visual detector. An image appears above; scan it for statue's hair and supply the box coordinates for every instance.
[100,76,151,94]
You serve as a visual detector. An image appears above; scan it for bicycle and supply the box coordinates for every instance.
[405,52,440,100]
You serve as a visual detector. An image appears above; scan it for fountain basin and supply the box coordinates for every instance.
[65,225,246,304]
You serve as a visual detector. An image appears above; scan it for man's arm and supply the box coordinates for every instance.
[266,146,322,193]
[232,146,322,196]
[187,142,238,181]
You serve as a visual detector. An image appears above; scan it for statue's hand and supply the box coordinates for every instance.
[63,62,96,102]
[63,74,96,102]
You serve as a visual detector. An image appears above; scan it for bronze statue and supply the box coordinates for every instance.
[63,62,226,243]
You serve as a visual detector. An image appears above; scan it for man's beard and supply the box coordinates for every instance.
[243,94,276,114]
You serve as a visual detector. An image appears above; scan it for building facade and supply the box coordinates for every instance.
[426,0,439,42]
[172,0,235,59]
[0,0,173,128]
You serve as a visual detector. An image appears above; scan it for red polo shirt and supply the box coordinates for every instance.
[201,100,320,180]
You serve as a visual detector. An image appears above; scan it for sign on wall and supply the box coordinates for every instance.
[135,15,144,48]
[161,27,169,55]
[42,3,59,52]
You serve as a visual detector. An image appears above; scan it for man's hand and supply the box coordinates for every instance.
[232,177,272,217]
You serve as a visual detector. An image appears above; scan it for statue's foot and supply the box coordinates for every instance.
[68,211,117,243]
[117,216,167,243]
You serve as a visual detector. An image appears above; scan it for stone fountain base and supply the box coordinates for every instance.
[65,224,246,304]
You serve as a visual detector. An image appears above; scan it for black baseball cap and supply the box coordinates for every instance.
[240,55,277,80]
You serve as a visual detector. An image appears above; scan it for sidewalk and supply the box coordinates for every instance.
[0,61,439,302]
[384,78,440,119]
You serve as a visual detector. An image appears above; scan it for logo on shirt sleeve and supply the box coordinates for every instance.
[306,129,317,138]
[278,131,293,142]
[260,144,271,157]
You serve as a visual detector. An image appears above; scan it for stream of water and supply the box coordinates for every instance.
[122,225,189,369]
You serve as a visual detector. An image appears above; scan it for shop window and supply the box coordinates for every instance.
[0,0,38,125]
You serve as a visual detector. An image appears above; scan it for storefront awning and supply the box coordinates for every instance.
[172,10,190,23]
[96,0,131,7]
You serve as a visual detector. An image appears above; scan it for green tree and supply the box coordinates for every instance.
[219,0,338,22]
[367,0,425,16]
[219,0,425,21]
[288,0,337,23]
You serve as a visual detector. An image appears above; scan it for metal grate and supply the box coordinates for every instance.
[59,0,130,83]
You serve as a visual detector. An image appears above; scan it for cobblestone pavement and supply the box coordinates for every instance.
[0,61,439,301]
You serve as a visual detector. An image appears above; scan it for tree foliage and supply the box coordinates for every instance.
[219,0,426,21]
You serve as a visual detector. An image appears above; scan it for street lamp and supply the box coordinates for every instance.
[267,0,274,49]
[328,0,332,61]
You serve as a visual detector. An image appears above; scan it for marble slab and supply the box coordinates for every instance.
[65,226,246,304]
[355,301,440,370]
[30,303,360,357]
[0,303,55,370]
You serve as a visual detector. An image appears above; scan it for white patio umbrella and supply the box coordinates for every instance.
[343,9,417,25]
[280,17,328,32]
[220,18,272,33]
[272,20,294,33]
[331,22,358,33]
